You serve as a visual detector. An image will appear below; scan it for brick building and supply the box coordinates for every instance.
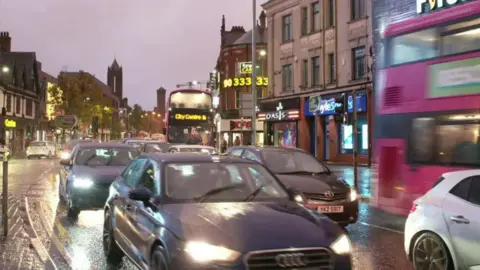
[215,13,268,147]
[261,0,374,164]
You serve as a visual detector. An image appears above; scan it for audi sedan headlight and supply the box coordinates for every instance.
[73,178,94,188]
[184,241,240,263]
[330,234,352,255]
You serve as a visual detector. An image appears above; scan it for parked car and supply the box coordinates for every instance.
[168,144,217,155]
[225,146,358,226]
[59,143,140,218]
[26,141,56,159]
[103,153,352,269]
[404,170,480,270]
[139,142,171,153]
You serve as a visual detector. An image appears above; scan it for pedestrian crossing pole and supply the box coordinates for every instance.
[352,89,358,189]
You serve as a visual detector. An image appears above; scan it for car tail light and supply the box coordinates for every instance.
[409,203,417,213]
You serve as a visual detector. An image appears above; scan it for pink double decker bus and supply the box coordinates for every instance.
[375,1,480,215]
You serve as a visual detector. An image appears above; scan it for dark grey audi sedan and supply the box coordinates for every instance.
[103,153,352,269]
[225,146,359,226]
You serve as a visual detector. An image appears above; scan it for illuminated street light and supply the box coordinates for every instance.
[191,81,198,85]
[259,50,266,56]
[1,66,9,73]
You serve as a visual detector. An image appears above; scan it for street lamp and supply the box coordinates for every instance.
[259,50,266,56]
[1,66,9,73]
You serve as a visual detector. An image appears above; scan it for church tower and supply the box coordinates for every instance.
[107,58,123,100]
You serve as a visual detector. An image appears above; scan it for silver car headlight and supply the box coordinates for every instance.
[73,177,94,188]
[184,241,240,263]
[330,234,352,255]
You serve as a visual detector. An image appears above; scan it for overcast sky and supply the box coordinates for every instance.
[0,0,266,109]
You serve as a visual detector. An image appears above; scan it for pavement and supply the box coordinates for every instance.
[0,160,412,270]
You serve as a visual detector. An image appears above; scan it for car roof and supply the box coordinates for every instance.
[76,142,134,149]
[442,169,480,179]
[229,145,305,153]
[144,153,255,164]
[173,145,213,149]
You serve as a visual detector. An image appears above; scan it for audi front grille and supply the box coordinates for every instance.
[303,192,347,202]
[244,247,332,269]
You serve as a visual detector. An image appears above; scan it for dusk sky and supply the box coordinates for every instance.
[0,0,266,109]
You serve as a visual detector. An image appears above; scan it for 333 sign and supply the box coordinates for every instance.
[223,76,268,88]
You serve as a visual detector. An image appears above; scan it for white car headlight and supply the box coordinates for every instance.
[330,234,352,255]
[73,178,93,188]
[349,189,357,201]
[184,241,240,263]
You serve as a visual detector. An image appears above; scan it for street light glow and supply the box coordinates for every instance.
[259,50,266,56]
[191,81,198,85]
[1,66,9,73]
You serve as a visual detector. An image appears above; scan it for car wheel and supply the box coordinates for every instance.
[103,211,124,264]
[412,232,453,270]
[150,245,169,270]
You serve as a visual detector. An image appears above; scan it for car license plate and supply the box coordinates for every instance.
[318,206,344,213]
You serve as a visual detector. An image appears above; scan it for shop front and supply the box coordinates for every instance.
[305,91,370,164]
[257,99,300,148]
[0,116,38,157]
[218,119,264,147]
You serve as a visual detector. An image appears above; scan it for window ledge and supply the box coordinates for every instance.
[281,39,294,45]
[349,78,368,84]
[347,16,369,24]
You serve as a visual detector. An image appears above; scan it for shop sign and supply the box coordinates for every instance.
[416,0,471,14]
[223,76,268,88]
[4,119,16,128]
[238,62,253,74]
[230,120,252,130]
[174,113,207,121]
[308,95,367,116]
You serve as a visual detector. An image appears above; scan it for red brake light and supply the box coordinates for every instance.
[409,203,417,213]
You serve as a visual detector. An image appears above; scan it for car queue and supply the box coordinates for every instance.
[56,139,358,269]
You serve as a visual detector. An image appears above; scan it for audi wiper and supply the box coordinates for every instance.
[194,183,245,202]
[276,170,329,175]
[243,181,273,202]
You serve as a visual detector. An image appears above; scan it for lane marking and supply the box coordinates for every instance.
[358,221,404,234]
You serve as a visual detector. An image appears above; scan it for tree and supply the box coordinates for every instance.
[48,71,105,126]
[129,104,144,134]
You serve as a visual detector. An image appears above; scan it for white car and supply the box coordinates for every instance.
[168,145,217,155]
[26,141,56,159]
[404,170,480,270]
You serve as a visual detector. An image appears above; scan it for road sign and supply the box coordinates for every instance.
[55,115,78,128]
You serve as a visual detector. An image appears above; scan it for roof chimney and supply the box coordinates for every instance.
[0,32,12,52]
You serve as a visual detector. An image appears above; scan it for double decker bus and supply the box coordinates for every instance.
[375,1,480,214]
[166,89,214,145]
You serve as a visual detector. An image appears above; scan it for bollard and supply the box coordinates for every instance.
[2,157,7,236]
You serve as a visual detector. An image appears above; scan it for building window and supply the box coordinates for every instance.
[302,59,309,87]
[301,7,308,36]
[351,0,366,21]
[327,0,335,27]
[282,14,292,42]
[311,56,320,86]
[282,64,293,92]
[311,2,320,32]
[328,53,335,83]
[15,97,21,114]
[26,99,33,116]
[6,94,11,112]
[352,47,366,80]
[235,91,241,109]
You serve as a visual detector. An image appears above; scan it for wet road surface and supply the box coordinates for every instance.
[26,163,412,270]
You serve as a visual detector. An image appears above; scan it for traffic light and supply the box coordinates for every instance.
[92,116,99,133]
[334,94,348,114]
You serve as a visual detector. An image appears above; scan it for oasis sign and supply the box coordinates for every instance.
[416,0,471,14]
[223,76,268,88]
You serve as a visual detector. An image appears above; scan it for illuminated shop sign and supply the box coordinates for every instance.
[416,0,471,14]
[223,77,268,88]
[4,119,16,128]
[174,114,207,121]
[307,95,367,116]
[239,62,253,74]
